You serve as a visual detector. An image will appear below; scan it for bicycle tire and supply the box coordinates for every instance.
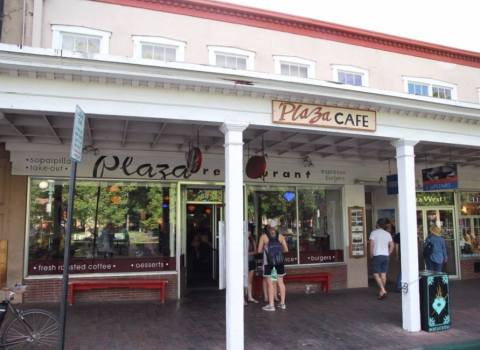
[1,309,60,349]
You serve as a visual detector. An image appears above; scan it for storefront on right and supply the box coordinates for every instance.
[414,190,480,280]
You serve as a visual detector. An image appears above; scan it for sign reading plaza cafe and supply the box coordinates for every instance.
[272,100,376,131]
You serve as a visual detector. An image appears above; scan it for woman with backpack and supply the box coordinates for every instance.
[257,219,289,312]
[424,225,448,272]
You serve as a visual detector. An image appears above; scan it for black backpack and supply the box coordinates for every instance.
[423,238,433,259]
[266,232,285,265]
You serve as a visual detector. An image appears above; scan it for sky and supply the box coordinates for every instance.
[221,0,480,53]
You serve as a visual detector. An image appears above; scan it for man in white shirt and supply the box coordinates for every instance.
[369,218,394,300]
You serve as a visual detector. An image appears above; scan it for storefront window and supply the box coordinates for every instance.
[298,189,343,264]
[28,179,176,275]
[247,185,343,265]
[458,192,480,257]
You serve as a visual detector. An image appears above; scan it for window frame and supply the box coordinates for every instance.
[331,65,369,87]
[208,46,255,70]
[403,77,457,100]
[51,25,111,55]
[273,56,316,78]
[132,35,186,62]
[246,184,344,266]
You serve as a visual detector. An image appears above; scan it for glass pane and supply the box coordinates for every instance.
[422,85,429,96]
[165,48,176,62]
[87,38,100,54]
[298,189,343,264]
[408,82,415,94]
[153,46,165,61]
[432,86,439,97]
[74,37,88,53]
[445,88,452,99]
[280,64,289,75]
[424,209,456,275]
[346,73,354,85]
[237,58,247,70]
[338,71,346,83]
[28,179,176,275]
[61,34,75,51]
[216,54,225,67]
[459,192,480,257]
[354,74,362,86]
[417,210,426,268]
[299,66,308,78]
[226,56,236,68]
[186,188,223,203]
[290,65,299,76]
[247,186,297,265]
[142,44,153,59]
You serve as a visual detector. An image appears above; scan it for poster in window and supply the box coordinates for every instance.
[349,206,366,258]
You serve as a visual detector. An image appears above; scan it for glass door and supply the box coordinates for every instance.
[417,208,458,277]
[183,186,223,289]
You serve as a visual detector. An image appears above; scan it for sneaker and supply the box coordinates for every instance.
[276,303,286,310]
[262,305,276,312]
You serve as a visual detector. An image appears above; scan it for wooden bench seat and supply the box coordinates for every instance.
[68,279,168,305]
[284,272,331,294]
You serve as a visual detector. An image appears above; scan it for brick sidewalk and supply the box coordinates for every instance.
[34,279,480,349]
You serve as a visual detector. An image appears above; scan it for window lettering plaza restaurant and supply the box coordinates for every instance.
[1,0,480,348]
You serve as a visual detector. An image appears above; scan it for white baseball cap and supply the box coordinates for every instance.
[268,219,278,228]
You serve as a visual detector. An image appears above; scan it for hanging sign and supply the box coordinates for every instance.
[386,174,398,195]
[272,100,376,131]
[422,164,458,191]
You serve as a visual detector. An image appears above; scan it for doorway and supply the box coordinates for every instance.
[183,187,224,289]
[417,207,458,277]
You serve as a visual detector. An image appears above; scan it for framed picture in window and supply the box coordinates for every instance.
[348,206,366,258]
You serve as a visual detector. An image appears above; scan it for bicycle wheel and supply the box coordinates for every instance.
[1,309,60,349]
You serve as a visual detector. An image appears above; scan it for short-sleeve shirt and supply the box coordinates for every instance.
[369,228,392,256]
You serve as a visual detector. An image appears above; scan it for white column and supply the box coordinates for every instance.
[220,121,248,350]
[392,139,421,332]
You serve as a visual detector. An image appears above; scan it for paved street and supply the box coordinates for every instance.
[27,279,480,349]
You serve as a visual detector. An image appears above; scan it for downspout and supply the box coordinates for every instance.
[21,0,26,46]
[0,0,4,41]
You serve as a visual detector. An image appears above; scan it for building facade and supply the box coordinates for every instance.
[1,0,480,341]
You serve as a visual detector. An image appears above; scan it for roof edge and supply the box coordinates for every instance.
[94,0,480,68]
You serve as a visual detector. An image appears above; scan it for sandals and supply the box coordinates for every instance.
[377,292,388,300]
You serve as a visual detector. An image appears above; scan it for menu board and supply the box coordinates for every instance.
[348,206,366,258]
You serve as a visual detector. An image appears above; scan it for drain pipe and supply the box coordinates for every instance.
[21,0,26,46]
[0,0,4,41]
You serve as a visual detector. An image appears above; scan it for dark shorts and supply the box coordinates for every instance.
[263,264,285,277]
[372,255,389,273]
[248,259,256,272]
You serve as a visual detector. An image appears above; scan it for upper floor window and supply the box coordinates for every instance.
[208,46,255,70]
[404,77,457,100]
[331,65,369,87]
[132,36,185,62]
[51,25,110,55]
[273,56,315,78]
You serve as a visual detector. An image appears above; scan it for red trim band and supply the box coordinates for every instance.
[95,0,480,68]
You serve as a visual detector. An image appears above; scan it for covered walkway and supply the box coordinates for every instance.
[32,279,480,349]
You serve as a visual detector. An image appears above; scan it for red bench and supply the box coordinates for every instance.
[284,272,331,294]
[68,279,168,305]
[253,272,331,298]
